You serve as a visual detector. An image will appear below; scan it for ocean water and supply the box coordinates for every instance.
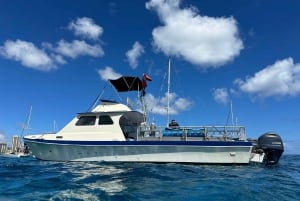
[0,155,299,201]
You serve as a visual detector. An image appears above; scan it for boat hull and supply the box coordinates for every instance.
[24,139,253,164]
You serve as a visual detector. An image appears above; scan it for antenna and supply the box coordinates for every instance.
[166,58,171,127]
[230,101,234,126]
[53,120,58,132]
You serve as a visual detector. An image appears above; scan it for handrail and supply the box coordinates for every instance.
[136,125,247,141]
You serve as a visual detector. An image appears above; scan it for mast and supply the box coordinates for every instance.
[18,105,32,152]
[22,105,32,136]
[166,58,171,126]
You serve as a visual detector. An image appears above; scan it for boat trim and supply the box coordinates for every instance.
[23,138,252,146]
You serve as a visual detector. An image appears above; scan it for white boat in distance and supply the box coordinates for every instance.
[24,75,284,165]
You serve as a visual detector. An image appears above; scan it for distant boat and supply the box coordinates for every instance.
[24,62,284,165]
[3,151,30,158]
[5,106,32,158]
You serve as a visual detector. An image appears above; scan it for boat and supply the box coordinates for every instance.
[24,63,284,165]
[3,135,30,158]
[4,106,32,158]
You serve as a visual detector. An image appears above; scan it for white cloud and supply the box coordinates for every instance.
[0,39,56,71]
[0,17,105,72]
[0,132,5,142]
[54,40,104,59]
[97,66,122,81]
[68,17,103,40]
[145,0,243,68]
[0,130,9,144]
[213,88,229,104]
[145,92,193,115]
[125,41,145,69]
[235,57,300,98]
[51,54,67,65]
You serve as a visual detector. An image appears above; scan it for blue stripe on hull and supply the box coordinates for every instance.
[24,138,252,146]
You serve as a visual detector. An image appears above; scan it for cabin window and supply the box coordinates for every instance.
[75,116,96,126]
[98,115,113,125]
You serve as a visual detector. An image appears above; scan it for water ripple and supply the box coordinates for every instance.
[0,155,299,201]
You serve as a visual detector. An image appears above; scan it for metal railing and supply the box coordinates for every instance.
[136,125,247,141]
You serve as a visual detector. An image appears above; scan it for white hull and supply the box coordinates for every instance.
[2,153,30,158]
[25,140,253,164]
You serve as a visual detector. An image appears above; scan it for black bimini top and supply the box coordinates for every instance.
[109,76,143,92]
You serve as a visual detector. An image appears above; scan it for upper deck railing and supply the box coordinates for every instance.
[136,125,247,141]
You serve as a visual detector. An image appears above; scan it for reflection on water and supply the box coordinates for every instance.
[73,163,128,195]
[52,162,131,199]
[89,178,126,194]
[50,189,100,201]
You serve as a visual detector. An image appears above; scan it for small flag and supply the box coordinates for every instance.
[143,74,152,81]
[141,73,152,96]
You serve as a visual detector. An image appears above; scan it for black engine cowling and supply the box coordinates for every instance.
[256,132,284,165]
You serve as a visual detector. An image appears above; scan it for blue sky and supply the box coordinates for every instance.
[0,0,299,154]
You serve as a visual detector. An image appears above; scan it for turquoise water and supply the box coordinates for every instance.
[0,155,299,201]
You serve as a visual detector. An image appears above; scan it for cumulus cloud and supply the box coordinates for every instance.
[213,88,229,104]
[68,17,103,40]
[51,54,67,65]
[54,40,104,59]
[145,92,193,115]
[0,17,104,72]
[0,132,5,142]
[0,39,56,71]
[125,41,145,69]
[235,57,300,98]
[145,0,243,68]
[97,66,122,81]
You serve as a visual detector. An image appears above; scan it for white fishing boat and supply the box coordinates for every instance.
[24,62,284,165]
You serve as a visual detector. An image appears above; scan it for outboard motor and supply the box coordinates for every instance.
[257,132,284,165]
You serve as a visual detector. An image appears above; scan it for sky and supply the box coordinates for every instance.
[0,0,299,154]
